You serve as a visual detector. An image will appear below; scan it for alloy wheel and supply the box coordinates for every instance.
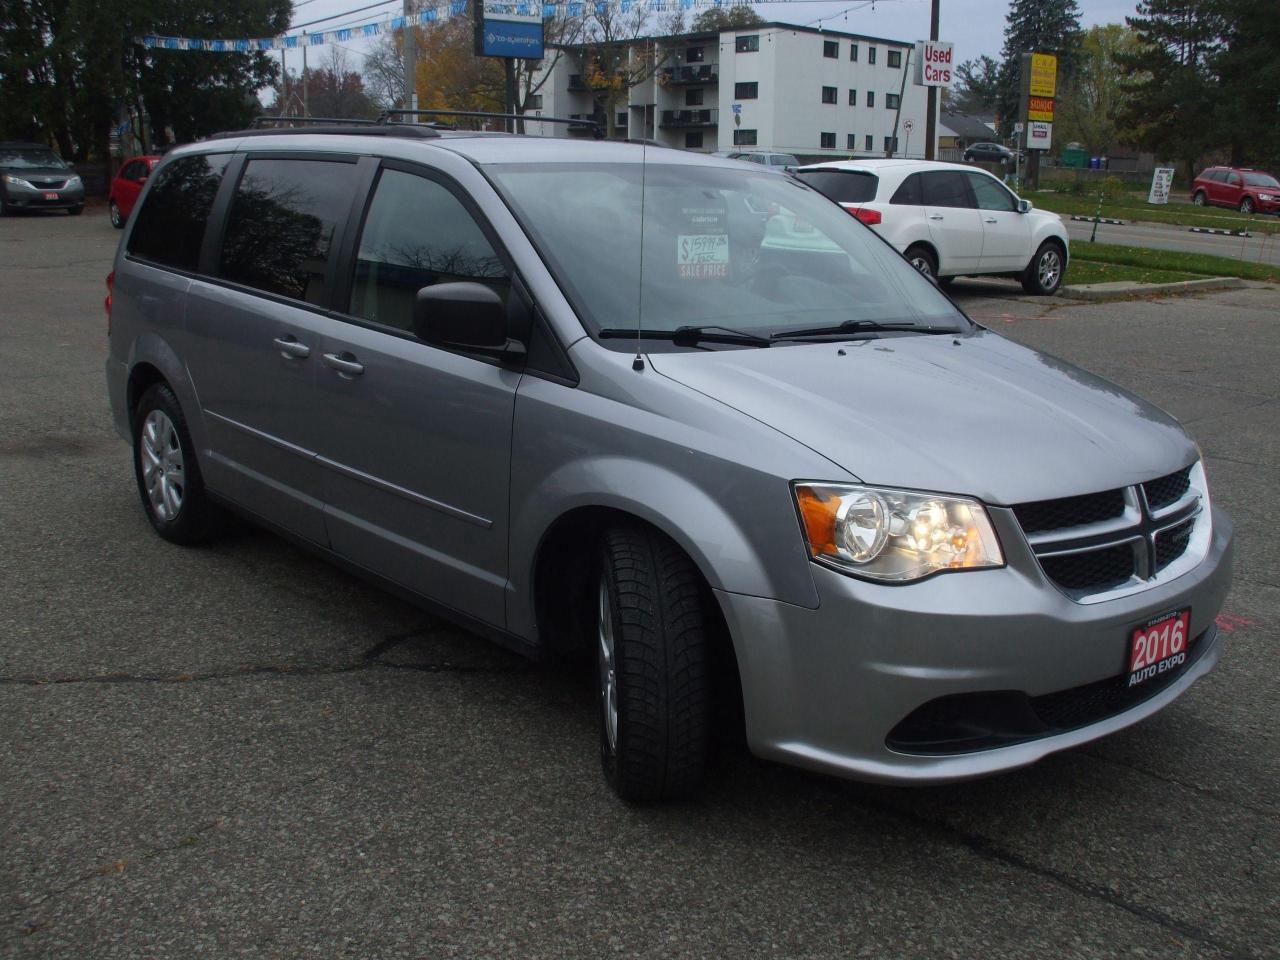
[597,578,619,754]
[139,409,185,521]
[109,202,121,227]
[1038,248,1062,291]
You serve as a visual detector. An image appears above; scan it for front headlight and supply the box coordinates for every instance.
[3,174,33,188]
[794,482,1003,582]
[66,174,82,186]
[1259,193,1274,201]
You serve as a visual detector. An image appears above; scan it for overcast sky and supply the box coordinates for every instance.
[278,0,1141,76]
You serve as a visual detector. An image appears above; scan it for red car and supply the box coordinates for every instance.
[1190,165,1280,215]
[108,155,161,228]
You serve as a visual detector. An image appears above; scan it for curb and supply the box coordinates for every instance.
[1059,276,1246,301]
[1071,215,1129,225]
[1189,226,1251,237]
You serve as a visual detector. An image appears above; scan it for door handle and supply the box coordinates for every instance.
[983,217,999,223]
[273,336,310,359]
[322,352,365,377]
[928,214,945,221]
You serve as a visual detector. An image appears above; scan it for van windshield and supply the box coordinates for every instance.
[488,162,968,346]
[0,147,68,169]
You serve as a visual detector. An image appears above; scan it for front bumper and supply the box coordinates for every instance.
[2,181,85,209]
[716,504,1233,784]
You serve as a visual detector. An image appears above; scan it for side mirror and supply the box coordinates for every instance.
[413,282,525,361]
[1018,199,1033,214]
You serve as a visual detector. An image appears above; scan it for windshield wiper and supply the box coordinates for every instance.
[770,319,957,341]
[598,325,771,347]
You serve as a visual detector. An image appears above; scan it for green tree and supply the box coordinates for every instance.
[1117,0,1225,179]
[995,0,1083,136]
[691,2,763,32]
[1054,24,1141,155]
[1211,0,1280,167]
[951,55,1000,115]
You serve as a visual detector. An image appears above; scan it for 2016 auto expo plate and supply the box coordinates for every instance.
[1128,607,1191,688]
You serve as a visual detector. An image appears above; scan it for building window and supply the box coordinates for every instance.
[736,35,759,53]
[685,131,704,149]
[526,94,542,109]
[866,91,875,107]
[886,93,900,110]
[820,132,836,149]
[888,49,902,68]
[733,128,757,146]
[686,88,704,106]
[686,46,705,62]
[734,81,758,99]
[884,135,900,152]
[847,133,857,150]
[821,86,838,104]
[848,88,857,106]
[850,43,858,62]
[865,134,873,150]
[868,46,877,65]
[823,40,838,59]
[617,112,628,128]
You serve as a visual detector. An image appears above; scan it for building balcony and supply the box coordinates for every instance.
[661,64,719,85]
[659,109,718,129]
[567,74,587,91]
[566,113,606,134]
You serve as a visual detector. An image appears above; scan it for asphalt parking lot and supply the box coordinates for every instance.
[3,208,1277,959]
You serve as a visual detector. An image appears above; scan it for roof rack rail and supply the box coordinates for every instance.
[378,108,604,138]
[208,117,441,141]
[250,115,381,128]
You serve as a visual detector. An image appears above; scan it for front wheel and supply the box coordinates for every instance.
[1192,191,1207,207]
[1022,241,1065,296]
[596,524,711,801]
[109,201,123,228]
[132,383,221,544]
[1240,197,1254,214]
[904,243,939,283]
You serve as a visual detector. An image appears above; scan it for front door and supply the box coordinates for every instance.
[311,163,521,626]
[185,154,368,545]
[965,171,1033,273]
[920,170,983,273]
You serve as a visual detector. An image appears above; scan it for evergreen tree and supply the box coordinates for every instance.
[995,0,1083,137]
[1211,0,1280,167]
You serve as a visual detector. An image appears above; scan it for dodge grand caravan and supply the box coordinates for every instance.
[105,120,1233,800]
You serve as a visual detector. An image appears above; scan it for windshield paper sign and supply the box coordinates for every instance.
[678,235,730,279]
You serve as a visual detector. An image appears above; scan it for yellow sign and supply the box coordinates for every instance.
[1029,53,1057,98]
[1028,95,1055,122]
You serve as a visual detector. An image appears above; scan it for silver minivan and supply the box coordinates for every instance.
[105,123,1233,800]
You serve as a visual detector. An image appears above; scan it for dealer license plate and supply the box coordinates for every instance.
[1127,608,1191,688]
[43,192,59,200]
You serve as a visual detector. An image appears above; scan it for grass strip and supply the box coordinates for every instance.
[1070,242,1280,283]
[1064,260,1199,286]
[1032,192,1280,236]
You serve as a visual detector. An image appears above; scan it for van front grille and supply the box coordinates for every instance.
[1012,488,1126,535]
[1039,543,1136,592]
[1144,465,1193,511]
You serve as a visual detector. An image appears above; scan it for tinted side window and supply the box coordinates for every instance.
[922,170,973,208]
[219,158,359,305]
[127,154,230,272]
[349,168,509,333]
[797,170,878,204]
[966,172,1017,211]
[890,173,923,205]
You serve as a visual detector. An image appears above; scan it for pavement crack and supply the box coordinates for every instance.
[1079,750,1278,820]
[844,790,1256,960]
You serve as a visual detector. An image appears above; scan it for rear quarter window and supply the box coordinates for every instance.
[127,153,231,272]
[796,170,879,204]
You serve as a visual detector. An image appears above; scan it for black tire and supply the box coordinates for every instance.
[1021,240,1066,296]
[596,524,711,801]
[1240,196,1254,215]
[109,201,123,228]
[68,205,83,216]
[1192,191,1207,207]
[936,274,956,291]
[963,153,973,163]
[132,383,221,545]
[904,243,939,283]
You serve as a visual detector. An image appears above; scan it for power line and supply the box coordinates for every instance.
[290,0,399,32]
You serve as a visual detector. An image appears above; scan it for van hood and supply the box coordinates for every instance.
[646,329,1196,506]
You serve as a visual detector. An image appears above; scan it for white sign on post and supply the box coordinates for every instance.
[1027,121,1052,151]
[914,40,954,87]
[1148,167,1175,205]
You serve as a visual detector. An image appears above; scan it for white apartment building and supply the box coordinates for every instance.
[524,23,929,160]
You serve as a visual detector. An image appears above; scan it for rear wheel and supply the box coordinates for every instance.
[596,524,711,801]
[904,243,939,283]
[1192,191,1207,207]
[132,383,221,544]
[1022,240,1065,296]
[109,201,123,228]
[1240,196,1255,215]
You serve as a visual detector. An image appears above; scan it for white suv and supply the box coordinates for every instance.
[796,159,1069,295]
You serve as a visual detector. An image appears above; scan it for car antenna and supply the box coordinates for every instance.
[633,141,648,372]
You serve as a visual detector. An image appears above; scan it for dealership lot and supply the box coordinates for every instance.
[3,209,1277,959]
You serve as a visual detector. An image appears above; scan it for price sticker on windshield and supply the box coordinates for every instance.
[677,234,729,280]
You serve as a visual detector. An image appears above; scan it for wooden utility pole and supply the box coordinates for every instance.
[924,0,939,160]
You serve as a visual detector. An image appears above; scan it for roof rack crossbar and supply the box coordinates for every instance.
[251,115,382,128]
[377,108,604,138]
